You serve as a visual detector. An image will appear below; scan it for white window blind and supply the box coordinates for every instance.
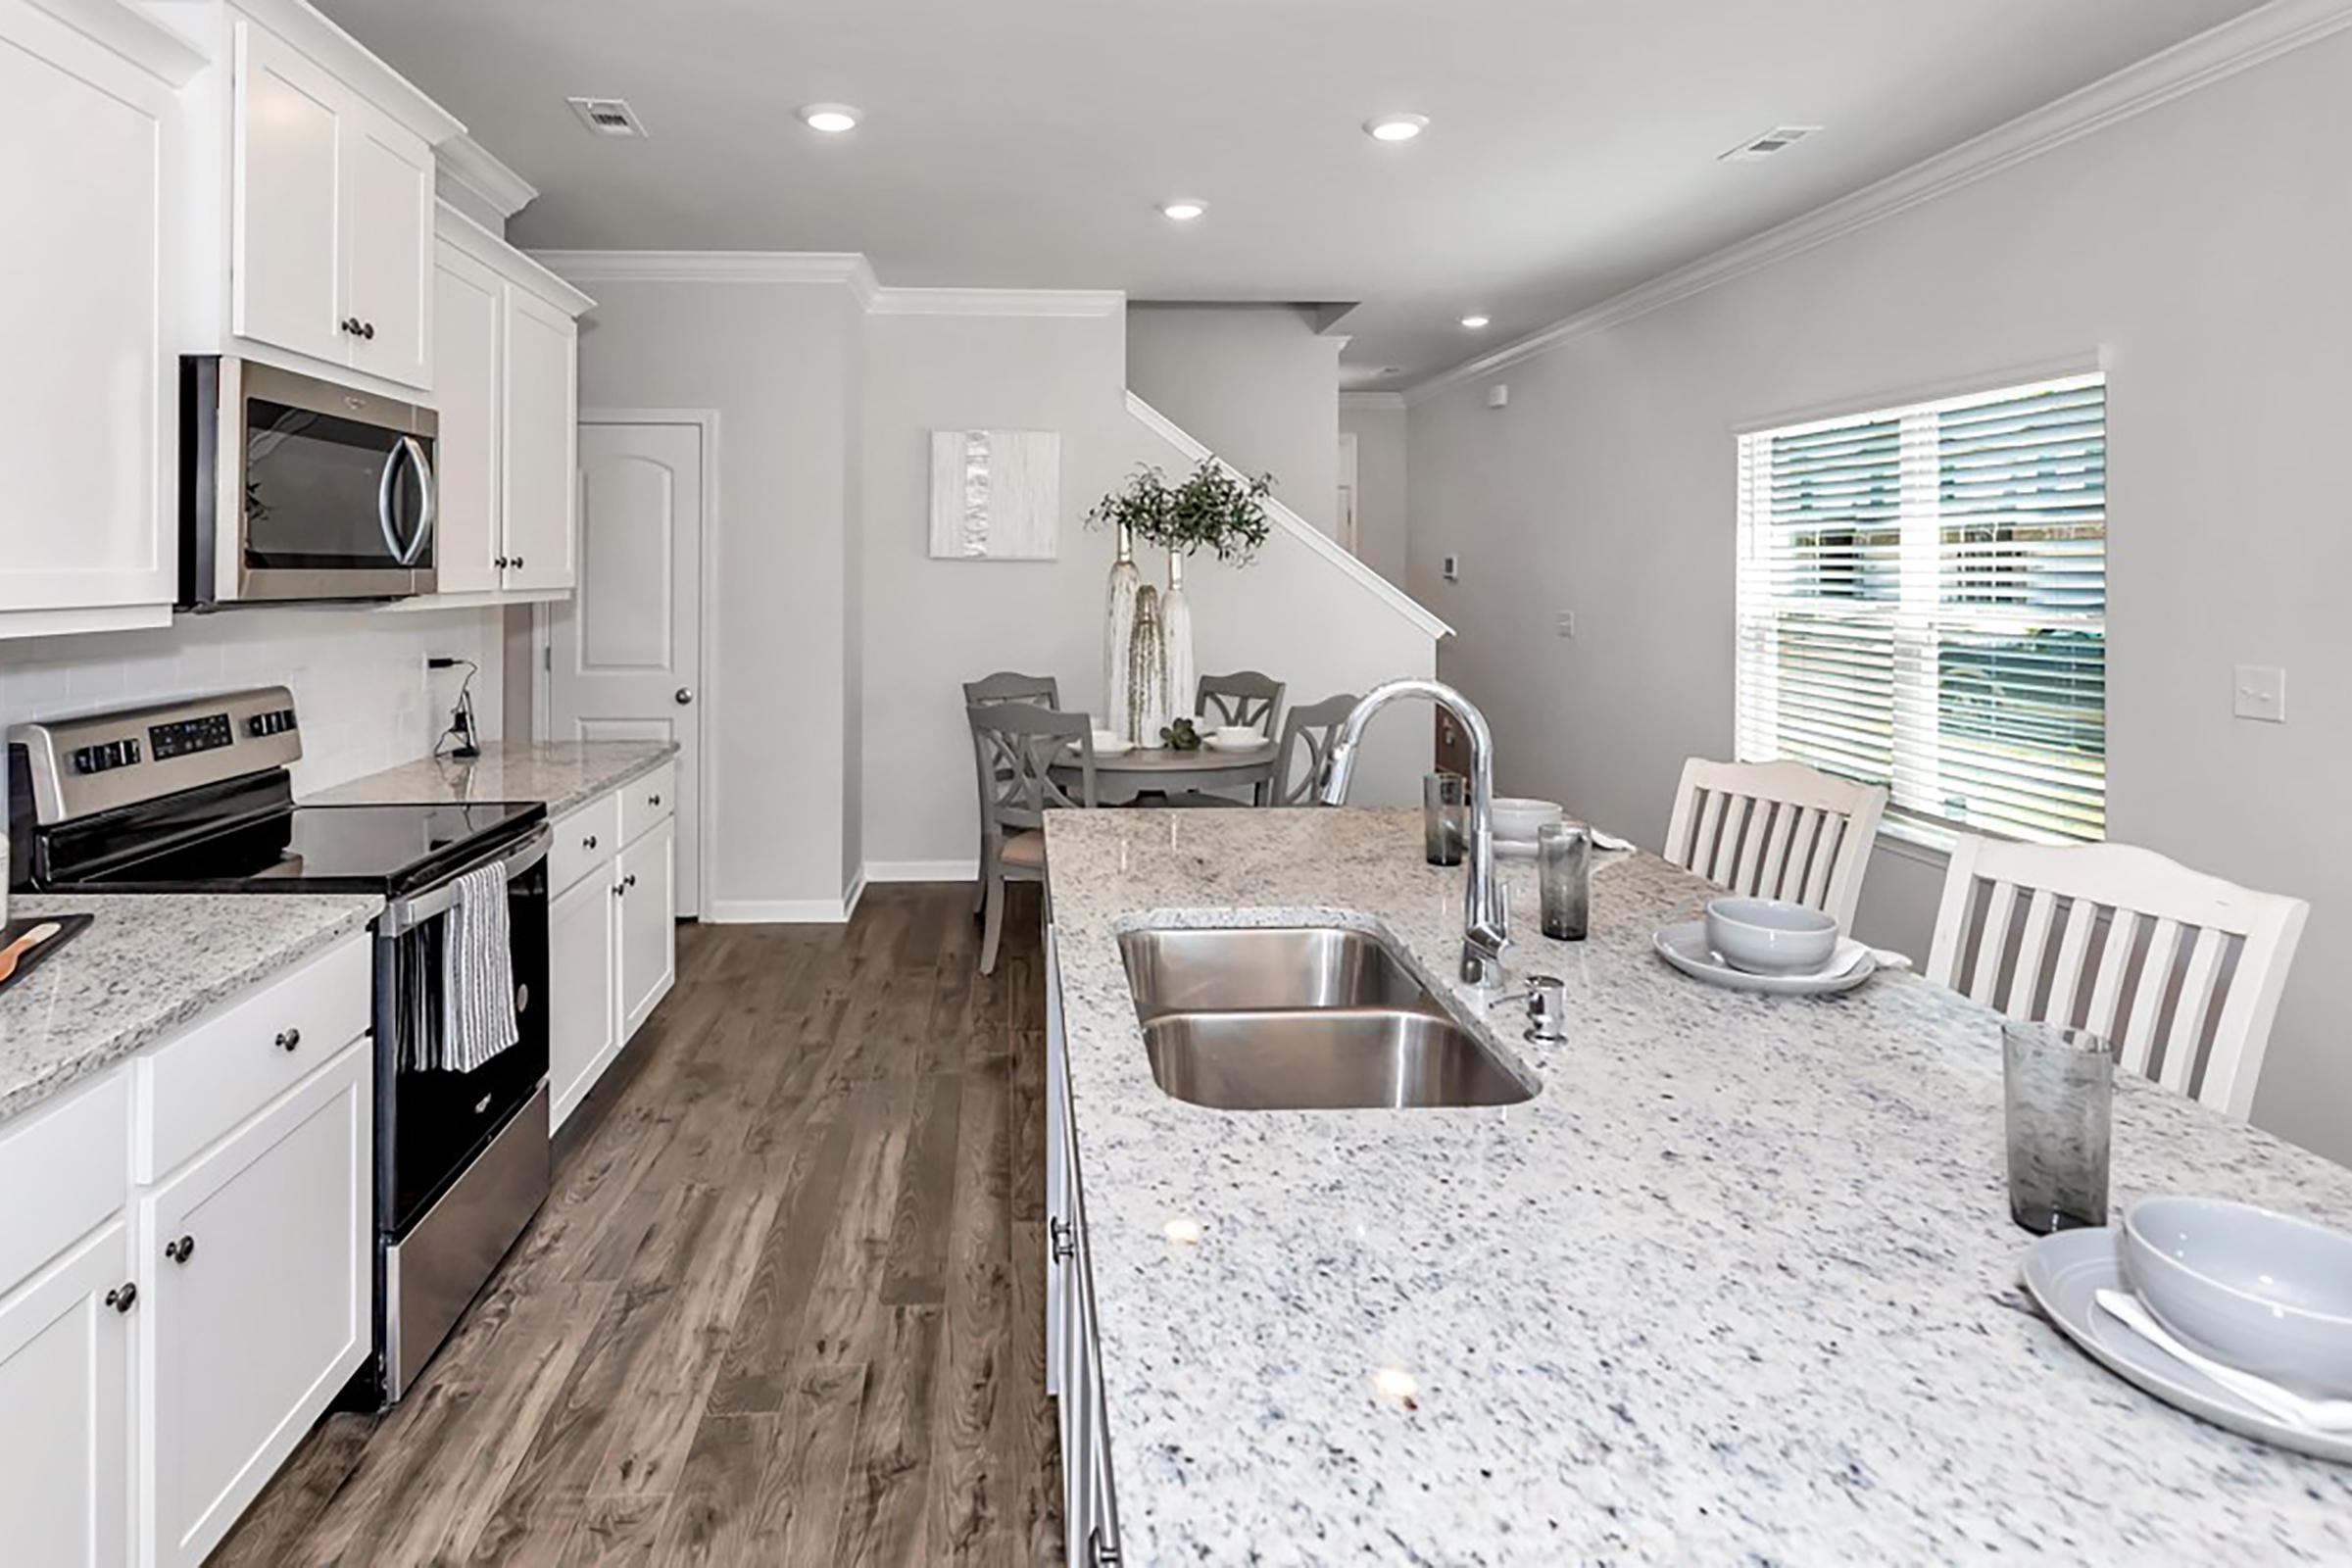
[1736,372,2106,844]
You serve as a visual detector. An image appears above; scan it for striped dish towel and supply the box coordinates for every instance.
[435,860,519,1073]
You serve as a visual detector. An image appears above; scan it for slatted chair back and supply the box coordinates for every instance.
[1927,837,2308,1118]
[1196,670,1286,737]
[1268,694,1358,807]
[1664,758,1887,931]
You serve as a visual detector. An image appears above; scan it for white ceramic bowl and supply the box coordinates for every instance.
[2123,1197,2352,1396]
[1207,725,1260,750]
[1090,729,1133,757]
[1703,898,1839,975]
[1490,797,1565,843]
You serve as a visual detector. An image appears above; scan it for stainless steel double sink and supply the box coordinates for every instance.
[1117,926,1537,1110]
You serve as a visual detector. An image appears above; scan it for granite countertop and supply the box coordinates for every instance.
[0,894,380,1123]
[308,741,677,817]
[1043,807,2352,1565]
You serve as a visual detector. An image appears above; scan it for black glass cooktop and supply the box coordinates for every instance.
[75,801,546,895]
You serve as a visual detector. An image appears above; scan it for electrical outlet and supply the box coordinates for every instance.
[1442,554,1461,583]
[1555,611,1577,639]
[2233,664,2286,723]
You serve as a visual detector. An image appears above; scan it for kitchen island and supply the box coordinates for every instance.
[1043,807,2352,1564]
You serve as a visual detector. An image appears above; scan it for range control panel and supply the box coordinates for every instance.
[6,686,302,826]
[149,711,237,760]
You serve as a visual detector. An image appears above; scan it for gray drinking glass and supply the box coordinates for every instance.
[1424,772,1467,866]
[2003,1021,2117,1235]
[1537,820,1592,941]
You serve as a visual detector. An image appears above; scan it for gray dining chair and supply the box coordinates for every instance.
[1267,693,1359,806]
[966,702,1098,974]
[1196,670,1286,738]
[961,672,1062,910]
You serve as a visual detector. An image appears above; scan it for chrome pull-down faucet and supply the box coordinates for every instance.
[1316,678,1510,989]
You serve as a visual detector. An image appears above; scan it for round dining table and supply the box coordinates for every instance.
[1051,741,1281,805]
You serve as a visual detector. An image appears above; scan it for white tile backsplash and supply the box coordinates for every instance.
[1,607,506,796]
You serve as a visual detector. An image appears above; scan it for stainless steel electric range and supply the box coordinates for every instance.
[6,687,550,1405]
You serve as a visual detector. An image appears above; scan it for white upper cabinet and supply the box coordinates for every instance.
[229,17,435,389]
[501,284,580,592]
[0,0,197,636]
[426,206,593,603]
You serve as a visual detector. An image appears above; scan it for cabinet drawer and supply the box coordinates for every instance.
[134,933,372,1182]
[0,1071,129,1294]
[551,792,621,898]
[619,761,677,847]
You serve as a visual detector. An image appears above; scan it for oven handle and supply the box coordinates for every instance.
[381,824,552,936]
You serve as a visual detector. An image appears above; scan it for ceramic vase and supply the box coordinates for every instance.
[1127,584,1167,745]
[1161,551,1196,734]
[1102,525,1140,742]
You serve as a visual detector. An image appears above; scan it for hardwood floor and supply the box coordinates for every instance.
[210,884,1061,1567]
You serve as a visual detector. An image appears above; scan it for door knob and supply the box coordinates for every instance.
[674,688,695,706]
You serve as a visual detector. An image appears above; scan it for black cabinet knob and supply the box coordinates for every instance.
[105,1282,138,1312]
[361,320,376,340]
[583,834,598,850]
[340,317,359,335]
[165,1236,196,1264]
[648,794,662,807]
[275,1027,301,1052]
[613,882,626,899]
[513,556,524,568]
[624,873,638,889]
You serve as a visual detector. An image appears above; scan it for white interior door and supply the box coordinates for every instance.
[548,420,705,915]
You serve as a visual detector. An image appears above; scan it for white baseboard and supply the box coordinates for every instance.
[864,858,980,883]
[704,897,856,924]
[841,868,869,922]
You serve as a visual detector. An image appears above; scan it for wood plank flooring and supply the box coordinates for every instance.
[210,884,1060,1567]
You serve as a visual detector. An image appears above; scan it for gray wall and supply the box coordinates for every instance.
[1340,400,1409,588]
[1404,30,2352,1161]
[1126,305,1343,535]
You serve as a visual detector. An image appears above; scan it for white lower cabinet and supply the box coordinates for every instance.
[1044,925,1120,1566]
[547,774,678,1134]
[0,934,372,1568]
[140,1039,369,1568]
[0,1217,134,1568]
[547,863,618,1129]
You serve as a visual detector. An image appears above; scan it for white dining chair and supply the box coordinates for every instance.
[1664,758,1887,932]
[1927,836,2309,1119]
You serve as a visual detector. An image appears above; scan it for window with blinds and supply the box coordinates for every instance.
[1735,372,2106,844]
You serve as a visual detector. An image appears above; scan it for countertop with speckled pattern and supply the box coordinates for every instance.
[0,894,380,1123]
[307,741,676,817]
[1043,807,2352,1565]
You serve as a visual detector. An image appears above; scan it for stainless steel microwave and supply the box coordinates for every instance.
[180,357,438,608]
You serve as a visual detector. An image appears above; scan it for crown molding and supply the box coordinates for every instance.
[235,0,464,144]
[1404,0,2352,406]
[439,203,595,315]
[867,286,1125,318]
[24,0,207,83]
[436,133,537,221]
[1339,391,1406,413]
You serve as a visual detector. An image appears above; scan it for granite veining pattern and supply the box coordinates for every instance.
[0,894,380,1122]
[308,741,677,817]
[1043,807,2352,1565]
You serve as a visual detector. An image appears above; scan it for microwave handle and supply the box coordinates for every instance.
[377,436,436,567]
[382,825,552,935]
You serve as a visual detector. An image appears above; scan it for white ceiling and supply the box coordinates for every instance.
[316,0,2266,387]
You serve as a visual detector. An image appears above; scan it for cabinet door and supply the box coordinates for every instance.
[615,816,676,1039]
[0,1218,133,1568]
[0,0,178,620]
[548,859,618,1132]
[431,242,505,594]
[500,286,579,591]
[231,21,345,366]
[1044,926,1065,1397]
[140,1043,369,1568]
[339,102,434,389]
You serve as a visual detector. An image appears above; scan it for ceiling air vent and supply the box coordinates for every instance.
[1719,125,1820,163]
[568,97,649,138]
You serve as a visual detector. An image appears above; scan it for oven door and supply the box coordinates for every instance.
[377,826,552,1237]
[184,357,439,607]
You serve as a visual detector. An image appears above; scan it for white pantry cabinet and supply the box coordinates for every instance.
[0,930,372,1568]
[422,205,593,604]
[547,766,677,1132]
[0,0,199,638]
[228,16,436,387]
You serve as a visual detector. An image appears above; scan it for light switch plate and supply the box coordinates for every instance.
[2232,664,2286,723]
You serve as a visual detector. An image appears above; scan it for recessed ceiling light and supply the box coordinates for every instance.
[1158,199,1207,221]
[798,103,861,134]
[1364,113,1429,143]
[1459,315,1491,330]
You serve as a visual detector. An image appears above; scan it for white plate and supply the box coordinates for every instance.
[2021,1226,2352,1465]
[1651,920,1877,995]
[1200,735,1268,753]
[1093,739,1135,758]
